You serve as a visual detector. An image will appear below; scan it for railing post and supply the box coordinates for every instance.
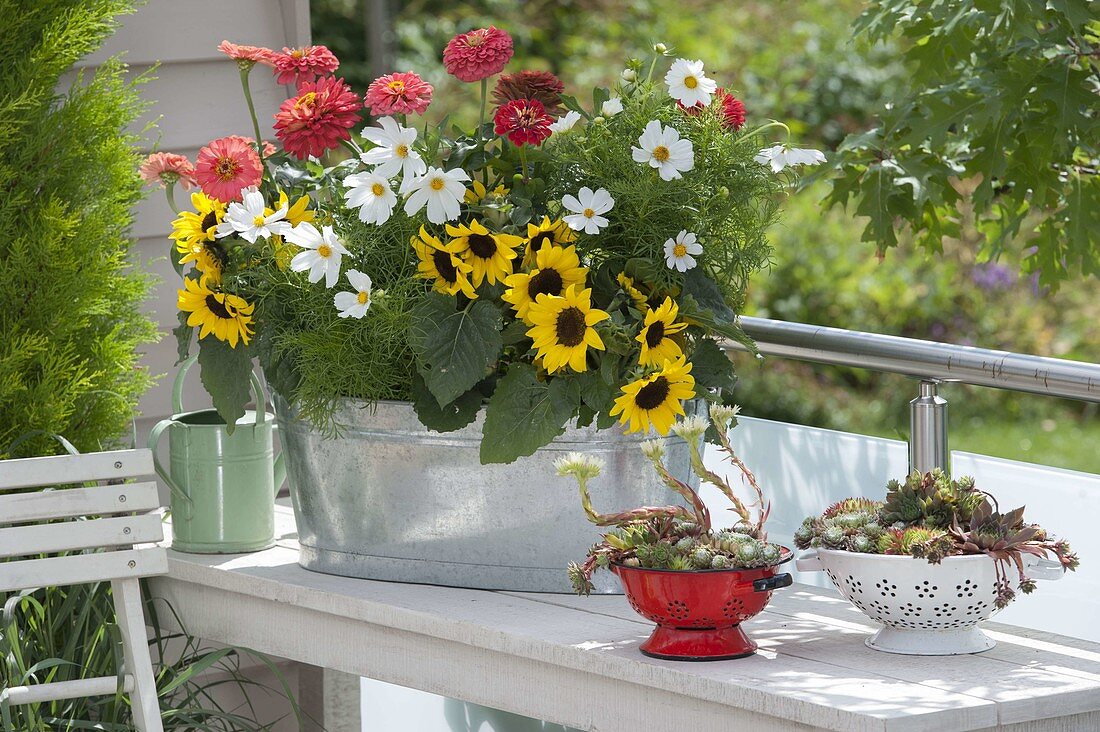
[909,380,948,474]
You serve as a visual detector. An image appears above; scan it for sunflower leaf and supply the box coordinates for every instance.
[689,337,738,394]
[173,308,192,365]
[196,339,255,434]
[411,371,483,433]
[480,364,579,464]
[409,293,503,407]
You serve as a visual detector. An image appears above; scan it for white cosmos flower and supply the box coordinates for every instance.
[287,222,350,288]
[664,58,717,108]
[333,269,373,319]
[548,110,582,133]
[601,97,623,116]
[343,171,397,225]
[754,145,827,173]
[360,116,426,190]
[215,186,291,244]
[403,166,469,225]
[561,186,614,235]
[663,230,702,272]
[631,120,694,181]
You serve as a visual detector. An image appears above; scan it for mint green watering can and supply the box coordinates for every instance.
[148,356,286,553]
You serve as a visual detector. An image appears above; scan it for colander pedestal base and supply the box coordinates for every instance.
[640,624,758,661]
[866,626,995,655]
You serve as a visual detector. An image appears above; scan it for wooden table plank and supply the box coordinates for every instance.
[151,509,1100,732]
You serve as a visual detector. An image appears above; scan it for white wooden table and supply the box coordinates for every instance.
[149,507,1100,732]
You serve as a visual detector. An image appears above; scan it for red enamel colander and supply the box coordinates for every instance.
[613,548,793,661]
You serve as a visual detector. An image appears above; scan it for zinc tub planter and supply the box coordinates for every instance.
[275,396,696,593]
[796,548,1065,655]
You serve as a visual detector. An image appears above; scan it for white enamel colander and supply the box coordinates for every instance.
[796,549,1065,655]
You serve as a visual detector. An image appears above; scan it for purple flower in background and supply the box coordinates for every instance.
[970,262,1016,291]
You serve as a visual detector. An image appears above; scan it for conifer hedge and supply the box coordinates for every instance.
[0,0,157,457]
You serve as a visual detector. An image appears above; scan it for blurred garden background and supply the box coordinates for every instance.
[311,0,1098,472]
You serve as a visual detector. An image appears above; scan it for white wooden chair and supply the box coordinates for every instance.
[0,448,166,732]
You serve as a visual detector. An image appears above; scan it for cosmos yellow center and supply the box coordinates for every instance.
[395,144,409,158]
[583,208,595,218]
[387,80,406,93]
[357,291,369,305]
[253,215,266,227]
[673,243,687,257]
[430,177,445,191]
[317,244,332,258]
[652,145,671,162]
[683,76,698,89]
[371,183,385,196]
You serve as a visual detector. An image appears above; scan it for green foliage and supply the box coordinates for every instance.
[0,0,157,458]
[409,294,503,407]
[480,364,578,464]
[825,0,1099,286]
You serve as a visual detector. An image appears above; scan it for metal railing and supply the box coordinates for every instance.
[721,317,1100,473]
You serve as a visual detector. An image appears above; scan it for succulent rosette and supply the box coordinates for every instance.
[155,32,822,462]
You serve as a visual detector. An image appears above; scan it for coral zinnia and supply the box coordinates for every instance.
[364,71,434,116]
[494,99,553,147]
[270,45,340,85]
[442,26,514,82]
[140,152,197,190]
[492,70,564,116]
[274,76,361,159]
[194,136,263,202]
[678,87,746,131]
[217,40,275,69]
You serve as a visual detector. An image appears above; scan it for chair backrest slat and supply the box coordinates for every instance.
[0,547,167,593]
[0,449,153,491]
[0,481,160,525]
[0,514,163,559]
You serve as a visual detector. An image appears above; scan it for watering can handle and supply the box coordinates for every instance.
[147,417,193,519]
[173,355,269,424]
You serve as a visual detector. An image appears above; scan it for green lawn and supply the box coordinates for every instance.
[949,418,1100,475]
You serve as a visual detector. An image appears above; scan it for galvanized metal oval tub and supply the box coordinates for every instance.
[275,396,696,593]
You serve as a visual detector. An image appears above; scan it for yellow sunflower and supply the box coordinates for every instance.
[277,190,315,226]
[616,272,650,311]
[177,276,255,348]
[502,242,588,323]
[464,180,508,205]
[609,356,696,434]
[172,192,228,281]
[636,297,688,366]
[521,216,577,268]
[411,226,477,298]
[526,285,610,373]
[446,218,522,286]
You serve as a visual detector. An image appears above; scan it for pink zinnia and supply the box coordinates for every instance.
[270,45,340,86]
[217,40,275,68]
[194,136,263,202]
[493,99,552,147]
[442,26,514,83]
[273,76,361,159]
[364,71,434,116]
[140,152,197,190]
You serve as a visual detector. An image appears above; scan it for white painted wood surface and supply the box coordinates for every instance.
[5,676,135,706]
[0,481,160,524]
[149,507,1100,732]
[0,448,153,489]
[0,514,163,558]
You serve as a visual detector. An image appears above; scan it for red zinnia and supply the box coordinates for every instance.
[492,70,565,116]
[270,45,340,86]
[140,152,197,190]
[493,99,553,147]
[217,40,275,68]
[678,87,746,131]
[442,26,514,83]
[273,76,361,159]
[194,136,263,202]
[364,71,434,116]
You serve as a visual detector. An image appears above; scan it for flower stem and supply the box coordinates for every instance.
[238,66,267,175]
[518,143,529,181]
[478,77,488,139]
[164,183,179,214]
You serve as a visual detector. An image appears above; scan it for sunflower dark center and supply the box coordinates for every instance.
[555,307,587,347]
[201,210,219,235]
[635,376,671,410]
[527,267,564,299]
[644,321,666,348]
[204,240,229,268]
[468,233,497,259]
[204,294,233,320]
[432,250,458,283]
